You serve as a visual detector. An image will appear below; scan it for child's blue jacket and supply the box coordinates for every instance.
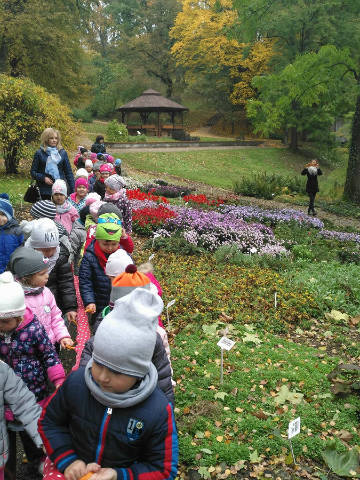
[38,367,179,480]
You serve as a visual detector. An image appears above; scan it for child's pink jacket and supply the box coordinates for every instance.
[55,206,79,234]
[24,287,71,344]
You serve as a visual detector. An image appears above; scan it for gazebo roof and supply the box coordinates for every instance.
[118,89,188,112]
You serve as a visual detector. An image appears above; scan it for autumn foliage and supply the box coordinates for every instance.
[170,0,273,105]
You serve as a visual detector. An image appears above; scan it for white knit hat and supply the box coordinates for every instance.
[85,159,93,168]
[75,168,89,179]
[29,218,59,248]
[105,249,134,276]
[0,272,26,318]
[93,288,163,376]
[52,179,67,197]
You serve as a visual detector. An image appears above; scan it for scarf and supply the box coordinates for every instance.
[94,240,111,271]
[308,166,318,176]
[104,190,125,202]
[85,359,158,408]
[56,199,72,215]
[25,237,60,274]
[21,284,44,296]
[45,147,62,180]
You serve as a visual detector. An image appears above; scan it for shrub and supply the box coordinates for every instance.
[106,120,129,142]
[233,172,306,199]
[72,108,93,123]
[0,74,79,173]
[128,134,147,142]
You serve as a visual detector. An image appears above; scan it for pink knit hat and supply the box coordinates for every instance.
[90,152,97,161]
[106,155,114,164]
[75,178,89,190]
[100,163,113,173]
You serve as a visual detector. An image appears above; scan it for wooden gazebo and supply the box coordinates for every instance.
[117,89,188,137]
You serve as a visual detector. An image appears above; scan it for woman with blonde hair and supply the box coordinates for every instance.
[301,159,323,215]
[31,128,75,200]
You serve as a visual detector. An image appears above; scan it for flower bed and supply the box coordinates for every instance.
[219,204,324,229]
[132,205,177,236]
[127,188,169,204]
[157,207,287,255]
[183,193,225,207]
[143,183,194,198]
[319,229,360,243]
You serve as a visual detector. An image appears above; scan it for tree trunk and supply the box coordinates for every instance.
[344,92,360,203]
[289,127,298,151]
[4,147,19,174]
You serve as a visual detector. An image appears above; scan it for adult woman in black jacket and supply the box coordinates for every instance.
[301,159,322,215]
[31,128,75,200]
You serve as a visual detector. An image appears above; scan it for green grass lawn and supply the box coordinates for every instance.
[0,171,31,206]
[119,148,346,198]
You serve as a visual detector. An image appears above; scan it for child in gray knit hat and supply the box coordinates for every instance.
[39,288,178,480]
[104,174,132,233]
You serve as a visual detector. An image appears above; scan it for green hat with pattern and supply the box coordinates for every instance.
[95,213,122,242]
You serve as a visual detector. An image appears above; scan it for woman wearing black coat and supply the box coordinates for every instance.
[301,159,322,215]
[31,128,75,200]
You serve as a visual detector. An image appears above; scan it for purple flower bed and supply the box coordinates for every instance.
[159,207,287,254]
[319,230,360,243]
[219,205,324,229]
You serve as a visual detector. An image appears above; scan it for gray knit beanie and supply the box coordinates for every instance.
[30,200,56,220]
[9,247,48,278]
[93,288,163,377]
[104,175,126,192]
[93,161,103,172]
[98,203,123,220]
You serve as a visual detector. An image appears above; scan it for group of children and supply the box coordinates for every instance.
[0,150,178,480]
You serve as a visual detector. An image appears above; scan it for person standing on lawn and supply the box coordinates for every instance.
[31,128,75,200]
[301,159,322,216]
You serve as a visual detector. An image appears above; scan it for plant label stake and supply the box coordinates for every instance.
[148,253,155,262]
[166,299,176,330]
[288,417,300,464]
[217,336,235,385]
[152,233,160,248]
[274,291,277,309]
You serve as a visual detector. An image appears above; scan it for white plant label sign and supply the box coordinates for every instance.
[217,336,235,351]
[166,299,176,330]
[288,417,301,439]
[148,253,155,262]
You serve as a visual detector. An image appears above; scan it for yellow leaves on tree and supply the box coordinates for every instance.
[170,0,273,105]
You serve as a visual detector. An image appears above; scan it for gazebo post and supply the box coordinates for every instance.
[157,111,160,137]
[171,112,175,134]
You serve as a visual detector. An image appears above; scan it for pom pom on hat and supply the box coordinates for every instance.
[0,271,26,319]
[110,263,151,305]
[52,179,67,197]
[75,168,89,179]
[95,213,122,242]
[100,163,113,174]
[92,288,163,376]
[30,200,56,220]
[75,178,89,190]
[0,193,13,220]
[105,249,134,277]
[104,174,126,192]
[9,247,48,278]
[85,192,101,206]
[29,218,59,248]
[89,200,105,218]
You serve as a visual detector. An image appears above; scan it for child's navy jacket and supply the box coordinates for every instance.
[38,367,179,480]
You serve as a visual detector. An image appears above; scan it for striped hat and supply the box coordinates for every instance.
[30,200,56,220]
[0,193,13,220]
[110,265,151,306]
